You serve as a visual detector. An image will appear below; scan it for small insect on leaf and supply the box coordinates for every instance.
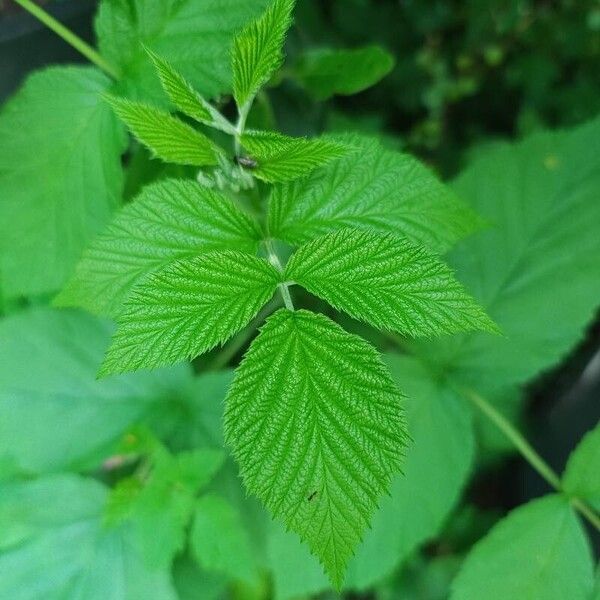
[236,155,259,169]
[307,490,318,502]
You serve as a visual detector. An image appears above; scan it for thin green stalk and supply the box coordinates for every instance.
[14,0,120,80]
[265,239,295,311]
[460,387,600,532]
[234,100,252,156]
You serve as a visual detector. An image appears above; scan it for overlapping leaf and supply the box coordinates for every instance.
[414,117,600,391]
[100,252,280,376]
[286,228,496,337]
[450,495,595,600]
[240,130,352,182]
[295,46,395,100]
[267,134,482,253]
[0,308,190,476]
[0,475,177,599]
[95,0,269,102]
[56,179,261,316]
[0,66,125,297]
[232,0,295,108]
[563,423,600,511]
[225,309,407,587]
[105,96,222,166]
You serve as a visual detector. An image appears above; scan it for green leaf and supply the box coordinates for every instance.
[0,475,177,599]
[109,448,225,568]
[267,354,476,595]
[55,179,261,317]
[286,228,497,337]
[105,95,222,166]
[0,307,191,475]
[450,495,595,600]
[100,252,280,376]
[232,0,295,108]
[95,0,270,102]
[145,48,235,134]
[240,130,352,182]
[173,555,227,600]
[191,494,258,583]
[0,66,125,298]
[295,46,395,100]
[224,309,407,588]
[267,134,482,253]
[563,423,600,511]
[415,118,600,391]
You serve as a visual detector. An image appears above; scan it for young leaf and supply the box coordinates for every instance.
[0,307,191,475]
[191,494,257,583]
[224,309,407,588]
[105,95,222,166]
[0,475,178,599]
[0,66,125,298]
[295,46,395,100]
[232,0,295,109]
[100,252,280,376]
[95,0,270,102]
[286,228,497,337]
[450,495,595,600]
[55,179,261,317]
[145,48,235,134]
[240,130,352,182]
[563,423,600,511]
[267,134,482,253]
[414,117,600,391]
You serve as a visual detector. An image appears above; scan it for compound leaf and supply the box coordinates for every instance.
[450,495,595,600]
[240,130,352,182]
[146,48,234,133]
[0,66,126,298]
[0,307,191,476]
[191,494,258,584]
[100,252,280,376]
[267,134,482,253]
[56,179,261,317]
[415,117,600,392]
[105,95,222,166]
[563,423,600,511]
[224,309,407,588]
[232,0,295,108]
[295,46,395,100]
[0,475,177,599]
[95,0,270,102]
[286,228,497,337]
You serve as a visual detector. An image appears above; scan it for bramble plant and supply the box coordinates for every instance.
[0,0,599,599]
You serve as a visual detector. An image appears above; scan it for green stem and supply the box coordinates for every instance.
[460,387,600,532]
[264,239,294,311]
[234,100,252,156]
[14,0,120,80]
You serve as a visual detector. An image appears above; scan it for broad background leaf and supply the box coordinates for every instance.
[101,252,279,375]
[295,46,395,100]
[0,66,126,298]
[267,134,482,253]
[0,307,190,476]
[225,309,406,587]
[0,475,177,599]
[95,0,269,103]
[286,228,497,337]
[450,495,595,600]
[416,118,600,392]
[56,179,261,317]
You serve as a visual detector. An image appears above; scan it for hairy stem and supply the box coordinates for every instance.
[264,239,294,311]
[14,0,120,80]
[460,387,600,532]
[234,100,252,156]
